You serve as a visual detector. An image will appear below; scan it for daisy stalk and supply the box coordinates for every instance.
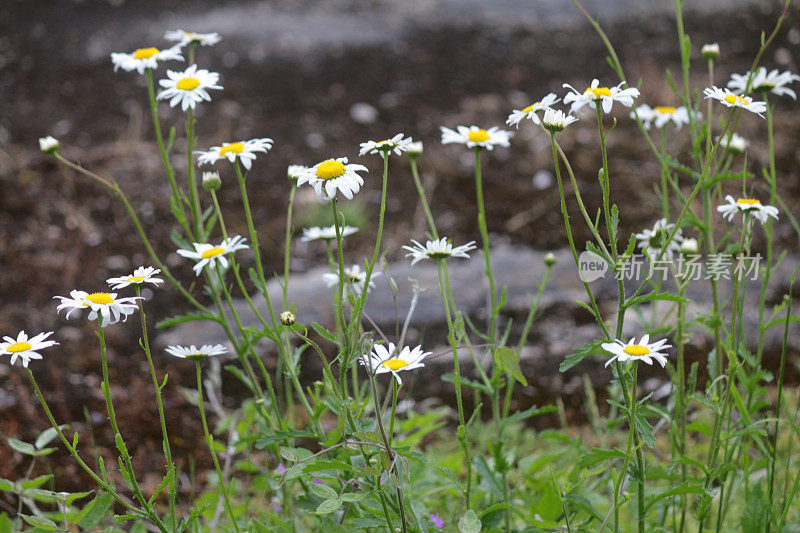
[185,106,202,237]
[145,67,192,239]
[471,147,498,346]
[24,368,168,531]
[134,286,177,530]
[194,360,241,532]
[756,93,777,367]
[433,258,472,509]
[330,196,351,394]
[408,152,439,240]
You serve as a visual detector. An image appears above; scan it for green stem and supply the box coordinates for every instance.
[186,107,201,236]
[195,362,241,532]
[409,156,439,239]
[135,288,177,531]
[473,148,498,344]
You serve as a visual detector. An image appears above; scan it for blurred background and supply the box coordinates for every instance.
[1,0,798,491]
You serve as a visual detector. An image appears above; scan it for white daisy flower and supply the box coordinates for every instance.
[541,108,579,132]
[728,67,800,99]
[634,218,684,261]
[110,46,183,74]
[563,79,640,114]
[716,195,779,225]
[287,165,308,181]
[716,133,749,155]
[39,136,59,153]
[506,93,560,127]
[165,344,228,361]
[440,125,513,151]
[407,141,424,157]
[196,139,274,170]
[106,266,163,290]
[300,225,359,242]
[164,30,221,47]
[402,238,477,265]
[359,133,413,156]
[601,334,671,367]
[1,331,58,368]
[359,342,431,385]
[702,86,766,117]
[632,104,693,130]
[55,290,141,327]
[157,64,222,111]
[177,235,249,276]
[680,238,699,254]
[296,158,368,201]
[322,264,379,296]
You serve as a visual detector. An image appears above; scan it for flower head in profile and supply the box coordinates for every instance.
[716,133,748,155]
[728,67,799,99]
[165,344,227,361]
[322,264,379,296]
[440,125,512,150]
[300,225,359,242]
[164,30,221,47]
[542,108,578,132]
[157,64,222,111]
[107,266,163,290]
[296,158,368,201]
[360,342,431,385]
[601,334,671,367]
[39,136,59,153]
[633,104,693,130]
[402,238,476,265]
[563,79,640,114]
[177,235,249,276]
[634,218,683,261]
[717,195,779,225]
[196,139,273,170]
[55,291,141,327]
[110,46,183,74]
[703,86,766,117]
[359,133,413,156]
[1,331,58,368]
[506,93,560,127]
[287,165,308,182]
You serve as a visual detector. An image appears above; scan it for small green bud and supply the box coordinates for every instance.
[280,310,296,326]
[202,171,221,191]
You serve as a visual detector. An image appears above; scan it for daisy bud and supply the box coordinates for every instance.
[680,238,699,254]
[202,171,221,191]
[701,43,720,60]
[280,310,296,326]
[39,136,59,154]
[406,141,424,158]
[544,252,557,266]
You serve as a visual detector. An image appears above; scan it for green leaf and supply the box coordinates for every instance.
[77,492,115,529]
[20,475,53,489]
[560,341,602,372]
[624,291,688,309]
[458,510,482,533]
[577,448,625,470]
[35,426,68,450]
[634,411,656,448]
[314,498,342,515]
[311,322,339,345]
[0,479,14,491]
[493,347,527,386]
[564,492,604,521]
[7,438,37,456]
[505,405,557,425]
[18,514,57,530]
[308,483,338,500]
[156,310,219,329]
[645,482,706,512]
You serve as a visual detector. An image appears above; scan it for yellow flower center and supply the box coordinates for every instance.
[6,341,32,353]
[736,198,760,206]
[468,129,491,143]
[587,87,612,98]
[316,160,347,180]
[201,247,226,258]
[521,102,540,113]
[623,345,650,356]
[655,106,676,114]
[127,276,145,282]
[219,142,245,157]
[85,292,114,305]
[186,32,198,38]
[133,47,160,60]
[724,94,749,105]
[381,359,408,371]
[176,77,201,91]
